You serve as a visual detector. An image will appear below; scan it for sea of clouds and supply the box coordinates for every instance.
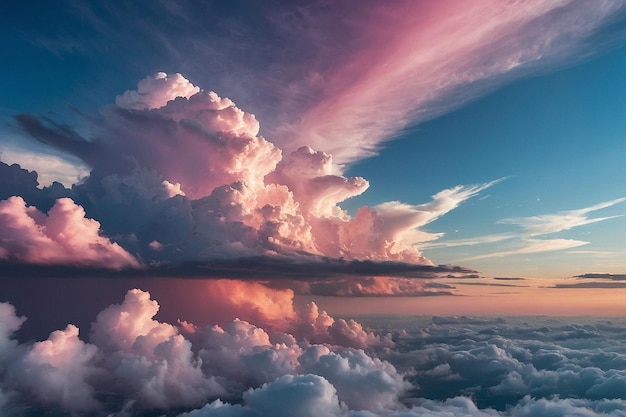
[1,283,625,416]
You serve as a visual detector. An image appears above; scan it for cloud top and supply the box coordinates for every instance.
[115,72,201,110]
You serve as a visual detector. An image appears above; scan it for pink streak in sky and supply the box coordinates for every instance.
[274,0,623,164]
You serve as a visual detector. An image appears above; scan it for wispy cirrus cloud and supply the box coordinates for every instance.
[497,197,626,236]
[459,238,589,262]
[440,198,626,261]
[422,233,516,249]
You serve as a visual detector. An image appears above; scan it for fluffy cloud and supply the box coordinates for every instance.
[182,374,346,417]
[2,290,626,416]
[0,303,25,368]
[16,325,98,412]
[0,288,405,415]
[193,280,392,349]
[115,72,201,110]
[0,196,139,268]
[299,345,409,411]
[8,73,497,272]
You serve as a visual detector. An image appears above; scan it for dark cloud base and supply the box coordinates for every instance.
[0,258,473,280]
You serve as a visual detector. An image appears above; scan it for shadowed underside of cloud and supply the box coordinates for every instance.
[551,281,626,289]
[0,256,473,279]
[575,273,626,280]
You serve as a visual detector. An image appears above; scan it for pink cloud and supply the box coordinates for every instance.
[0,196,139,268]
[11,73,498,267]
[115,72,200,110]
[0,287,404,414]
[272,0,623,164]
[18,325,99,412]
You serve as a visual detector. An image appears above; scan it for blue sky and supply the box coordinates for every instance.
[342,43,626,277]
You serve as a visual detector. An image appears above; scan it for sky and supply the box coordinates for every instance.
[2,1,626,415]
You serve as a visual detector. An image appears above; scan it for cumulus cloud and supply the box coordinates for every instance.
[8,73,496,272]
[0,196,139,268]
[115,72,201,110]
[0,303,25,367]
[0,288,405,416]
[16,325,98,412]
[1,289,626,416]
[182,374,345,417]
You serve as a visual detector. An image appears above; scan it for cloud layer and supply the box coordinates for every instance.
[2,286,626,416]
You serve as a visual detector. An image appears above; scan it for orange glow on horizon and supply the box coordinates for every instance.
[298,286,626,318]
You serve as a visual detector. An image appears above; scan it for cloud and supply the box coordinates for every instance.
[498,198,626,236]
[306,276,455,297]
[299,346,409,411]
[575,273,626,280]
[271,0,626,164]
[7,73,496,273]
[18,1,624,169]
[115,72,201,110]
[551,282,626,289]
[421,233,516,250]
[0,303,25,365]
[15,325,99,412]
[0,196,140,268]
[460,238,589,261]
[182,374,345,417]
[438,198,626,262]
[0,287,404,415]
[2,289,626,416]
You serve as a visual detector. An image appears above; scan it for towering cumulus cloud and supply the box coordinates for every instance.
[7,72,495,270]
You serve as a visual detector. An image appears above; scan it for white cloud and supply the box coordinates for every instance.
[498,198,626,236]
[115,72,200,110]
[460,238,589,261]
